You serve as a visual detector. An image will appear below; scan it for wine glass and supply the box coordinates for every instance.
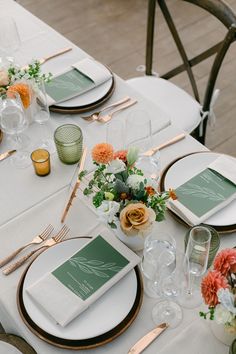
[141,232,176,298]
[152,249,187,328]
[0,92,31,168]
[0,17,21,63]
[33,79,55,153]
[106,119,125,152]
[178,225,211,308]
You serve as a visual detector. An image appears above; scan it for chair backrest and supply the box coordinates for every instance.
[146,0,236,143]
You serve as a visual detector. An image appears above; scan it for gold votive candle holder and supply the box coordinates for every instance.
[31,149,51,176]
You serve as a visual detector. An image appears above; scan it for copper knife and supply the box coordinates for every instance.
[128,323,168,354]
[0,150,16,162]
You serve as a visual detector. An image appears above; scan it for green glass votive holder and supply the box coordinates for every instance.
[229,339,236,354]
[184,224,220,269]
[54,124,83,164]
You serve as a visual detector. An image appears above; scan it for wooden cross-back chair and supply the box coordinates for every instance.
[127,0,236,144]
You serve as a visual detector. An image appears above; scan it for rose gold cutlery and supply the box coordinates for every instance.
[81,96,131,121]
[61,147,87,223]
[3,225,70,275]
[38,47,72,65]
[98,99,137,123]
[143,133,186,157]
[0,224,54,268]
[128,323,168,354]
[0,150,16,162]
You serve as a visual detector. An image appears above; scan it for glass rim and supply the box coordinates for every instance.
[189,225,212,244]
[54,124,82,145]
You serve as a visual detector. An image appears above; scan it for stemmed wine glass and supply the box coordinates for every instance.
[0,92,31,168]
[0,17,21,63]
[178,225,211,308]
[141,232,176,298]
[152,249,188,328]
[125,110,160,182]
[33,79,55,153]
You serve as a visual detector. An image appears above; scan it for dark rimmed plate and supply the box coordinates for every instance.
[17,237,143,350]
[159,151,236,233]
[49,74,115,114]
[0,333,36,354]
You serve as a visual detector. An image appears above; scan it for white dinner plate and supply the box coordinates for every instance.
[163,152,236,229]
[0,341,21,354]
[22,237,138,341]
[43,57,114,109]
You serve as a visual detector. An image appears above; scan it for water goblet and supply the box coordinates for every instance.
[0,17,21,63]
[0,92,31,168]
[141,232,176,298]
[179,225,211,308]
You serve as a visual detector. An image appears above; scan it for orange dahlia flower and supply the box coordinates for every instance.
[113,150,127,163]
[92,143,114,164]
[213,248,236,276]
[8,83,31,109]
[201,270,228,307]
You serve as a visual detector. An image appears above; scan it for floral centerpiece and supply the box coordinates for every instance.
[81,143,176,247]
[0,60,51,109]
[200,248,236,344]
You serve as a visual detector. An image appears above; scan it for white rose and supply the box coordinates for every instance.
[0,69,9,86]
[127,174,145,190]
[214,304,234,325]
[97,200,120,223]
[106,159,126,174]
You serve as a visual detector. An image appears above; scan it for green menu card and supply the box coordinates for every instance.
[52,235,129,301]
[176,168,236,218]
[45,68,95,103]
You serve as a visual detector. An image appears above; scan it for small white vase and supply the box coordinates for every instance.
[210,321,236,346]
[114,223,147,252]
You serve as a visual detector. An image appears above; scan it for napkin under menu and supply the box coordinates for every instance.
[45,57,112,105]
[168,155,236,226]
[26,232,140,327]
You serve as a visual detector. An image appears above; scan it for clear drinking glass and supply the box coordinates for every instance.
[33,79,55,153]
[152,249,187,328]
[106,119,125,152]
[0,17,21,62]
[0,92,31,168]
[179,225,211,308]
[141,232,176,298]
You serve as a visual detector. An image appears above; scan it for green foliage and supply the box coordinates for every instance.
[199,308,215,321]
[7,60,52,85]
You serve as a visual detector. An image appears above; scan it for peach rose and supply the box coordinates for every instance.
[120,203,156,237]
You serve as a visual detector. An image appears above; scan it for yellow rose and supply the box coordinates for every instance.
[0,69,9,86]
[120,203,156,237]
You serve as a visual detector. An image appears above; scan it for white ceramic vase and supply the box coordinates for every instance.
[210,321,236,346]
[114,222,150,252]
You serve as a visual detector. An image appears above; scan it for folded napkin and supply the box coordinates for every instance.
[45,57,112,105]
[168,155,236,226]
[158,320,227,354]
[26,232,140,327]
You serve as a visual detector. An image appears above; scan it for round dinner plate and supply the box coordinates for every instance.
[0,341,22,354]
[17,237,143,349]
[48,58,115,114]
[160,152,236,232]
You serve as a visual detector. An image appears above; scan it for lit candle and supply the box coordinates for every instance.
[31,149,51,176]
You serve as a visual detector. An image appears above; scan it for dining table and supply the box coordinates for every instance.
[0,1,235,353]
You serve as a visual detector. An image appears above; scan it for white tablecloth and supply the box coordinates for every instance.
[0,1,235,354]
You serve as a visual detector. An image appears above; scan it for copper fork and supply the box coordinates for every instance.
[0,224,54,268]
[80,96,131,121]
[3,225,70,275]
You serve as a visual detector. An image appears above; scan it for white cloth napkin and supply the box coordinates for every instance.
[168,155,236,226]
[26,231,140,327]
[158,320,228,354]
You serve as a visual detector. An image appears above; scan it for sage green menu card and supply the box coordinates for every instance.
[175,168,236,217]
[52,235,129,301]
[45,68,95,103]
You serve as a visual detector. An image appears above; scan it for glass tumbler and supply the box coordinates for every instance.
[31,149,50,176]
[54,124,83,164]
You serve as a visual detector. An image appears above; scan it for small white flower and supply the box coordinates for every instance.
[97,200,120,224]
[214,304,234,325]
[127,174,145,190]
[106,159,126,174]
[217,288,236,315]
